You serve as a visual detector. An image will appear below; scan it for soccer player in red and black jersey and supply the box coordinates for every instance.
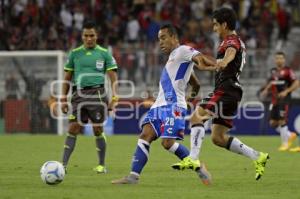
[173,7,269,180]
[261,52,299,151]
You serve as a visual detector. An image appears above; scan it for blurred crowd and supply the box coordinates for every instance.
[1,0,300,85]
[1,0,300,134]
[0,0,299,51]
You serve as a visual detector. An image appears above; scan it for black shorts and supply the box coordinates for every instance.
[269,103,288,121]
[70,87,108,124]
[200,87,242,128]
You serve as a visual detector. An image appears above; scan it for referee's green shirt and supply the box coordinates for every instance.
[64,45,117,88]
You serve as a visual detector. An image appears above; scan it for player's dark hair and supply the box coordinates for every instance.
[276,51,285,57]
[83,20,96,29]
[160,24,179,38]
[212,7,237,30]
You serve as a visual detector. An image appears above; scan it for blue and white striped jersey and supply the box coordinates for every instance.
[151,45,200,109]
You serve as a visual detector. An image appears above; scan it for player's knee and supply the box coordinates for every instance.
[190,113,202,125]
[269,120,279,128]
[211,135,226,147]
[139,132,154,143]
[278,120,286,126]
[161,139,174,150]
[190,108,209,125]
[93,126,103,136]
[139,124,156,142]
[68,123,82,135]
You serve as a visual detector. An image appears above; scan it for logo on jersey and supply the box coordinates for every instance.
[96,60,104,70]
[111,57,117,65]
[173,110,181,118]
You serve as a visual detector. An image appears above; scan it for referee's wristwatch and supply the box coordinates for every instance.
[111,95,119,102]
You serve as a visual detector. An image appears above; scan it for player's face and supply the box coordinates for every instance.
[275,54,285,67]
[158,29,177,54]
[82,28,98,48]
[212,19,225,37]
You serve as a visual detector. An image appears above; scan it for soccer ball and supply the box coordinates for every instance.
[40,161,65,185]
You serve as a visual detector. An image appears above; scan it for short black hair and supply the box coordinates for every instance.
[212,7,237,30]
[275,51,285,57]
[159,24,179,37]
[83,20,96,29]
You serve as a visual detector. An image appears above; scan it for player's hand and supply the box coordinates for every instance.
[260,89,268,97]
[216,59,227,70]
[108,96,119,112]
[278,90,288,98]
[60,98,69,114]
[61,103,69,114]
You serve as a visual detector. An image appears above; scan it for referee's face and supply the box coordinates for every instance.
[82,28,98,49]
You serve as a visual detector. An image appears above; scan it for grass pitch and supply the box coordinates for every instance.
[0,135,299,199]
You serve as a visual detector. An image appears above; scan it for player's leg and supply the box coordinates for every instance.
[211,123,260,158]
[92,125,107,173]
[212,88,269,180]
[211,123,269,180]
[189,106,211,161]
[61,93,84,171]
[162,136,211,185]
[188,91,224,162]
[86,87,109,173]
[111,123,157,184]
[62,121,82,170]
[276,104,297,150]
[278,120,297,150]
[162,137,189,163]
[156,105,212,185]
[270,119,288,150]
[270,104,289,149]
[289,134,300,152]
[172,92,215,171]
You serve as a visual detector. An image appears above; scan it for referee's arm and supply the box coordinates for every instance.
[107,69,118,98]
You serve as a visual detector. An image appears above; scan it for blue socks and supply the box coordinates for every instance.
[168,142,189,160]
[131,139,150,175]
[131,139,189,176]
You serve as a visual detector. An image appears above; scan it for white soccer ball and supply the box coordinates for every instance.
[40,161,65,185]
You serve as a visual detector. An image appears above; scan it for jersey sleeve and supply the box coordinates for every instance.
[64,51,74,71]
[104,51,118,71]
[179,45,201,62]
[287,68,297,82]
[224,38,241,51]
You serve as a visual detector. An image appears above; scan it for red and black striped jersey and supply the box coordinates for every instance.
[215,34,246,90]
[270,66,297,103]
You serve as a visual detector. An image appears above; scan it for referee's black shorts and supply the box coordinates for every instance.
[70,85,108,124]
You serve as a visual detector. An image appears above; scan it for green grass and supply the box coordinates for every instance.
[0,135,300,199]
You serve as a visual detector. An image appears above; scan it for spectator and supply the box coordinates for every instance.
[5,73,21,100]
[126,15,140,44]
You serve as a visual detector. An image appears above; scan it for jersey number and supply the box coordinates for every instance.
[165,117,175,126]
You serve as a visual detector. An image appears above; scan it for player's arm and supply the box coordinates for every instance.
[107,69,118,111]
[187,72,201,102]
[260,79,272,97]
[107,70,118,99]
[216,47,236,69]
[61,51,74,113]
[105,51,119,110]
[192,54,217,71]
[62,71,73,99]
[278,79,299,98]
[60,71,73,113]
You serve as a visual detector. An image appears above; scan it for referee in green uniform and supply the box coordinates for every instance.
[60,21,118,173]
